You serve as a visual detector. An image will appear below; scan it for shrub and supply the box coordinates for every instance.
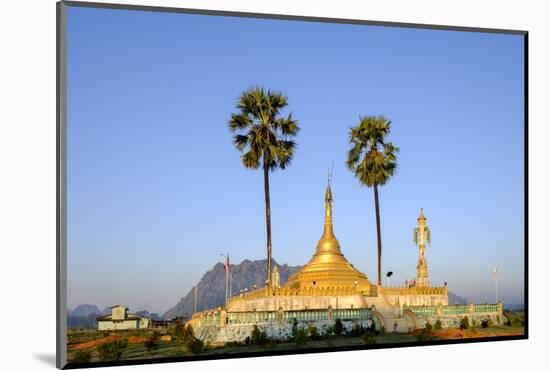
[251,325,269,345]
[97,339,128,362]
[434,319,442,330]
[362,332,377,345]
[471,319,477,328]
[172,322,194,342]
[459,316,469,330]
[71,350,92,364]
[308,325,320,340]
[324,325,335,338]
[291,318,299,337]
[145,331,160,354]
[481,319,491,328]
[334,318,344,336]
[350,323,366,337]
[367,321,376,334]
[186,337,204,354]
[294,327,309,346]
[512,315,525,327]
[424,321,432,332]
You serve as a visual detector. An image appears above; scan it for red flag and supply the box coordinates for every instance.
[225,255,230,274]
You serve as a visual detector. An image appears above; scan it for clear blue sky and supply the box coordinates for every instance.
[66,6,524,314]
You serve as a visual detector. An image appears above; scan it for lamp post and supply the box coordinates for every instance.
[386,271,393,288]
[220,253,230,307]
[493,266,500,303]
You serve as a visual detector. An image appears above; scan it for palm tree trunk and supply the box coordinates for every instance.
[263,162,272,286]
[374,184,382,286]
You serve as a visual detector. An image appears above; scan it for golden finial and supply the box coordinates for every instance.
[418,207,426,220]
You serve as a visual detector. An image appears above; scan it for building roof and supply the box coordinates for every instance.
[96,314,143,322]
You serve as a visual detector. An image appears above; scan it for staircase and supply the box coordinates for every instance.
[364,294,414,333]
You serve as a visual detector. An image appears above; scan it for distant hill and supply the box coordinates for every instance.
[448,291,468,305]
[67,312,97,328]
[162,259,301,320]
[136,311,161,321]
[71,304,100,317]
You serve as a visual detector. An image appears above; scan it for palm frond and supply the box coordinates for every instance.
[229,86,299,172]
[346,115,399,188]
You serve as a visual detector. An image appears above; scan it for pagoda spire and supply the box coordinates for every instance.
[317,174,342,254]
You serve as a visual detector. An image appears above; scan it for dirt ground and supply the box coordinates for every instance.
[414,327,524,340]
[68,335,149,350]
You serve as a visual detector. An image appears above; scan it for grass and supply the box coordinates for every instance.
[67,324,524,363]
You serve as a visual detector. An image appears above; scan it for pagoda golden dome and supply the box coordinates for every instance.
[286,182,373,292]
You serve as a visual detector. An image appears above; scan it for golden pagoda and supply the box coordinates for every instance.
[286,181,374,292]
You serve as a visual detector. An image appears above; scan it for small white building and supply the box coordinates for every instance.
[97,305,150,331]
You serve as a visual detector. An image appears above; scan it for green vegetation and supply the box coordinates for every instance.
[308,325,320,340]
[415,323,436,342]
[229,86,299,280]
[459,316,470,330]
[346,115,399,285]
[66,322,525,363]
[504,310,525,327]
[293,327,309,346]
[70,350,92,364]
[434,319,442,330]
[323,325,334,338]
[251,325,269,345]
[362,332,377,345]
[334,318,344,336]
[97,338,128,362]
[144,331,160,354]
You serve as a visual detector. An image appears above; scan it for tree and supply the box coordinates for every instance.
[229,87,299,283]
[346,115,399,286]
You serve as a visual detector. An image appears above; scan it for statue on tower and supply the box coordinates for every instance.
[413,208,431,287]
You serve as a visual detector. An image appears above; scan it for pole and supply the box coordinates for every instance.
[225,264,229,306]
[494,267,499,303]
[221,253,229,307]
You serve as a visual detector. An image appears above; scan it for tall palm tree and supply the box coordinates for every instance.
[346,115,399,286]
[229,87,299,285]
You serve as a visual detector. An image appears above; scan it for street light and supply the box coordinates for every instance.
[220,253,230,307]
[386,271,394,288]
[493,266,501,303]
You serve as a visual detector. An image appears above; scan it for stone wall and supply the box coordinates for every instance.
[406,303,504,329]
[194,319,375,344]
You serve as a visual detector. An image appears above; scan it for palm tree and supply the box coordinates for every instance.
[229,87,299,284]
[346,115,399,286]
